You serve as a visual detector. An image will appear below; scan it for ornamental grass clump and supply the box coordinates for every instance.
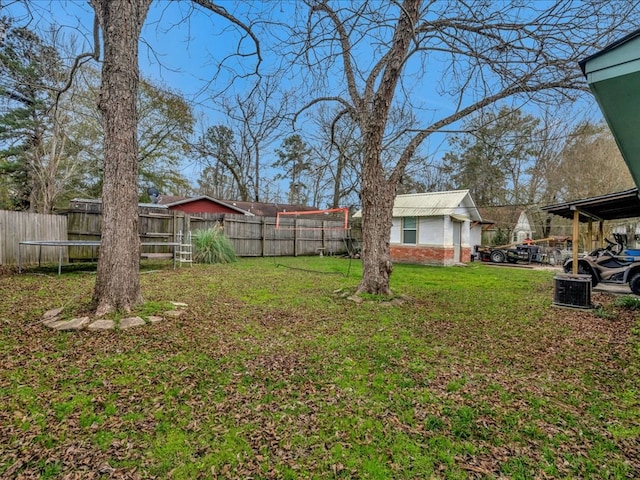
[192,226,237,264]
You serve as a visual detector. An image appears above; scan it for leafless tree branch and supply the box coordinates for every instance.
[54,14,100,106]
[190,0,262,74]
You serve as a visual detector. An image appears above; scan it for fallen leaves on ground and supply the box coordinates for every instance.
[0,263,638,479]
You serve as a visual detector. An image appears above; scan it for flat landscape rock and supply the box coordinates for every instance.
[120,316,146,329]
[40,303,188,332]
[44,319,66,329]
[50,316,91,331]
[88,319,115,331]
[43,317,63,328]
[43,307,63,320]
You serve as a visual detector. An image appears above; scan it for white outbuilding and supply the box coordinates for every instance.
[354,190,483,265]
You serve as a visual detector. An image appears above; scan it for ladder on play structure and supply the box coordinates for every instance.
[177,230,193,267]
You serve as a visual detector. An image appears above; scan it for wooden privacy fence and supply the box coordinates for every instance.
[0,210,68,266]
[2,202,361,265]
[209,214,352,257]
[65,209,357,260]
[66,200,190,261]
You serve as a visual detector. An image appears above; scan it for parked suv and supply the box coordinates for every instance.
[563,234,640,295]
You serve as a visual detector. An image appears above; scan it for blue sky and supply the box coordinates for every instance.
[4,0,612,204]
[11,1,503,128]
[7,1,289,118]
[7,0,608,126]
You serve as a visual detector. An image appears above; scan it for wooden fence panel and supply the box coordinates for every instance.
[2,202,360,266]
[221,215,267,257]
[139,210,188,255]
[269,217,294,257]
[190,212,225,233]
[295,218,323,256]
[217,214,351,257]
[66,201,188,260]
[67,205,102,260]
[0,210,68,266]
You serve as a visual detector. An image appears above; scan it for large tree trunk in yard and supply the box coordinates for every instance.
[91,0,152,316]
[356,147,397,296]
[353,1,419,295]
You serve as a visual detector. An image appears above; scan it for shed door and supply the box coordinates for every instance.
[453,221,462,262]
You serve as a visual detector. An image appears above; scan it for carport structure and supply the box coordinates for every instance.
[547,28,640,275]
[541,188,640,274]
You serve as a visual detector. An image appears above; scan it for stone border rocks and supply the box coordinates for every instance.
[41,302,188,331]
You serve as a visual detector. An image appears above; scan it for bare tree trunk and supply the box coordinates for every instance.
[331,153,345,209]
[353,0,420,295]
[254,144,260,201]
[356,135,397,296]
[90,0,151,316]
[543,214,553,239]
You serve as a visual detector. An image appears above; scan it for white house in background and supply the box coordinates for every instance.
[478,207,534,245]
[354,190,483,266]
[512,210,535,243]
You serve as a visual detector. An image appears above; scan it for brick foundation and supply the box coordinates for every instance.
[390,245,472,266]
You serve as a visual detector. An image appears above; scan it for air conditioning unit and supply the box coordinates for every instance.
[553,274,593,309]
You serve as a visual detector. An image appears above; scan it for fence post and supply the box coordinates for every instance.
[172,210,177,243]
[261,217,266,257]
[294,218,298,257]
[322,220,326,253]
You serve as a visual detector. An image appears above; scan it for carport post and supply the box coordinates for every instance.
[572,209,579,275]
[599,221,604,248]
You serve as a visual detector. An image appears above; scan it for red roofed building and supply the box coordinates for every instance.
[156,195,319,217]
[155,195,252,215]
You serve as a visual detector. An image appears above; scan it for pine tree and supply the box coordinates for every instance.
[0,22,63,210]
[273,134,312,205]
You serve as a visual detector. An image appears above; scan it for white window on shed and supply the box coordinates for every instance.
[402,217,417,244]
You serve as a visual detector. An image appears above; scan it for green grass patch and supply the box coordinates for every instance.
[0,259,638,478]
[614,295,640,310]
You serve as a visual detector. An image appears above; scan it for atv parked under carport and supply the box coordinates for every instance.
[563,235,640,295]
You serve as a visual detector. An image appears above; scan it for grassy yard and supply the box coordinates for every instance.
[1,258,639,479]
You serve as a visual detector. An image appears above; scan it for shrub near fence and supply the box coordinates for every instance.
[0,210,68,266]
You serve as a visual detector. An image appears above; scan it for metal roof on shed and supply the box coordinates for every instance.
[354,190,482,221]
